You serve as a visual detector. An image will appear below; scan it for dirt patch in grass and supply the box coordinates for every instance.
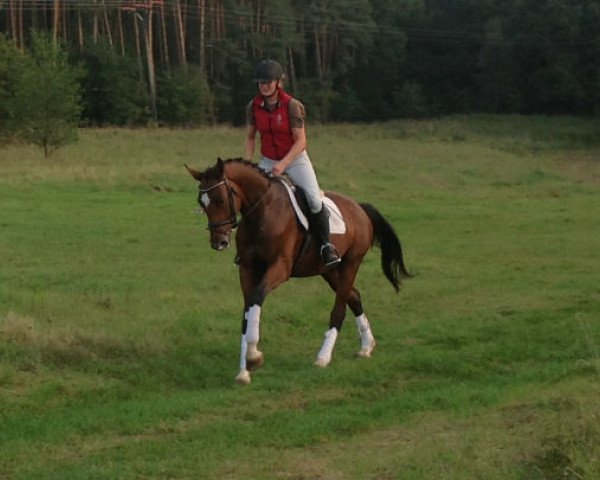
[0,311,164,370]
[552,150,600,186]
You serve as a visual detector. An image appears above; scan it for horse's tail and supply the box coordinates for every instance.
[360,203,413,292]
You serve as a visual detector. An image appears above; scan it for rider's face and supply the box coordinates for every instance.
[258,80,278,97]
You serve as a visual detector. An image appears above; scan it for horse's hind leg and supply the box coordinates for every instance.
[354,310,376,358]
[315,262,361,367]
[321,269,376,359]
[347,286,377,358]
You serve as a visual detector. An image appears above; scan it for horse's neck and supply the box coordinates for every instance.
[226,164,270,208]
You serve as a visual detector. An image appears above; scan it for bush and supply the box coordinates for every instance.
[6,32,82,156]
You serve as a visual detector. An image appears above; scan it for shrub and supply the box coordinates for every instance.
[7,32,82,156]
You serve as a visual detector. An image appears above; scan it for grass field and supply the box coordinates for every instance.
[1,115,599,479]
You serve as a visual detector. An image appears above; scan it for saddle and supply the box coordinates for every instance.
[277,178,346,234]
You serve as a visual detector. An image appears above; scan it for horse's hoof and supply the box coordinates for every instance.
[357,340,376,358]
[314,357,330,368]
[246,352,264,371]
[235,369,251,385]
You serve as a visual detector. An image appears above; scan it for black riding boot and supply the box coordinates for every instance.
[311,206,341,266]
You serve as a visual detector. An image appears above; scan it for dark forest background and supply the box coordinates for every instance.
[1,0,600,129]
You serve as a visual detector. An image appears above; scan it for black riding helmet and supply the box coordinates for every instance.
[254,59,284,83]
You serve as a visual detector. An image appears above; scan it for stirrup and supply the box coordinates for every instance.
[320,243,341,266]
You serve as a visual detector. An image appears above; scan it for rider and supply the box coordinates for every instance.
[244,59,341,267]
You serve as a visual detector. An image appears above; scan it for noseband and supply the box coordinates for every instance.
[199,179,239,230]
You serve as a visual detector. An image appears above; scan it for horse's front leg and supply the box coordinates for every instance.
[235,261,290,385]
[235,266,262,385]
[244,303,264,370]
[235,302,263,385]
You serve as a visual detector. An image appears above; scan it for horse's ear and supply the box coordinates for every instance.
[185,164,203,181]
[217,158,225,177]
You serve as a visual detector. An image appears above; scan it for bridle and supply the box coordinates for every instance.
[199,177,271,231]
[199,178,239,230]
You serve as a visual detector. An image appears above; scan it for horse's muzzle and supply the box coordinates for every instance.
[210,232,231,251]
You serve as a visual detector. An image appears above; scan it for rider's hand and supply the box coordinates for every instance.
[271,163,285,176]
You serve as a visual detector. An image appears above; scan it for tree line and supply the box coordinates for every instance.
[1,0,599,139]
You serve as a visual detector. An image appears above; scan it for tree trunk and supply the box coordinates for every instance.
[288,46,297,93]
[143,3,158,125]
[133,12,145,83]
[102,0,113,48]
[52,0,59,45]
[174,0,187,69]
[314,29,323,81]
[255,1,261,36]
[93,0,99,44]
[117,8,125,56]
[78,7,84,52]
[8,0,17,48]
[61,0,67,42]
[18,0,23,50]
[160,2,170,70]
[31,1,38,34]
[198,0,206,73]
[217,0,223,39]
[322,25,329,78]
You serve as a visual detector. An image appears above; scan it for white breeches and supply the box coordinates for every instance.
[259,152,323,214]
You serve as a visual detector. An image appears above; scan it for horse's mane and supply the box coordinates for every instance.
[203,157,271,182]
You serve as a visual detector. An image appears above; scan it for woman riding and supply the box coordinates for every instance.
[244,59,341,267]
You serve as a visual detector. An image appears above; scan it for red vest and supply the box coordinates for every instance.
[252,89,294,161]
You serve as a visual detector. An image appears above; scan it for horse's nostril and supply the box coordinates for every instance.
[219,240,229,249]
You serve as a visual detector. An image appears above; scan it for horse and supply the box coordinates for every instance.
[186,157,411,384]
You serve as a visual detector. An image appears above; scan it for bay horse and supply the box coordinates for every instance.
[187,158,411,385]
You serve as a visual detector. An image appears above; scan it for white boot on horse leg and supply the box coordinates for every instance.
[236,334,252,385]
[314,327,338,367]
[244,305,263,370]
[246,343,264,370]
[355,313,376,358]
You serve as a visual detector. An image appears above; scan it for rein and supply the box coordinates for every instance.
[240,183,271,219]
[200,178,271,231]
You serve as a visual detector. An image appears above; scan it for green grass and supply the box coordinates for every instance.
[1,115,599,479]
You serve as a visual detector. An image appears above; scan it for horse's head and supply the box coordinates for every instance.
[186,158,238,251]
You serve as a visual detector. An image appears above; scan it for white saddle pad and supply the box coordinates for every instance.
[279,180,346,235]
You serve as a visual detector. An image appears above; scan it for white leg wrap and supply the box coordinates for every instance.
[244,305,262,362]
[236,334,251,384]
[355,313,376,357]
[239,334,248,370]
[245,305,261,345]
[315,327,338,367]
